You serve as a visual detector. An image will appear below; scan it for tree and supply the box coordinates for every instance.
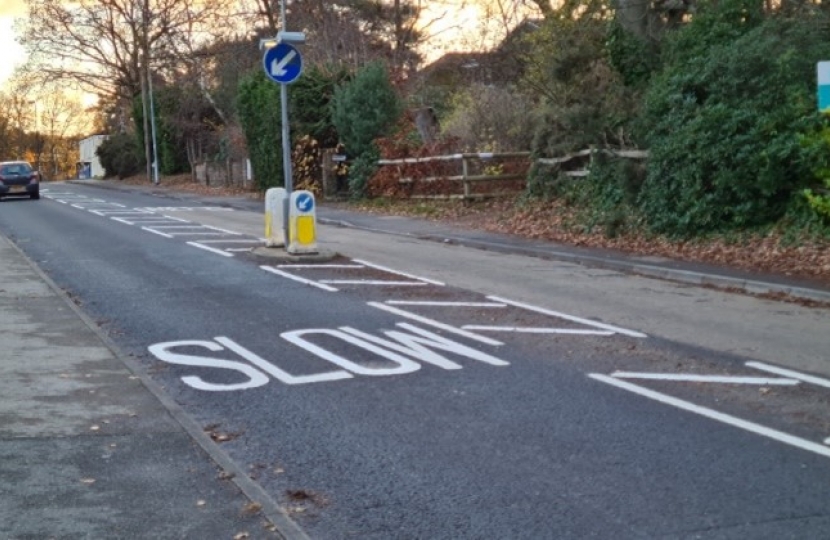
[19,0,236,181]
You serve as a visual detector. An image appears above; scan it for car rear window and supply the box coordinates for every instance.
[0,163,33,175]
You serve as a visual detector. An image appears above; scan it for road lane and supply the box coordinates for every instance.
[1,184,828,538]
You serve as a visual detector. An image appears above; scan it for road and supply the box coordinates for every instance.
[2,182,829,539]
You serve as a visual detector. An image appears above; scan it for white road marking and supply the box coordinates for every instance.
[145,231,230,236]
[197,239,262,244]
[201,224,242,235]
[825,437,830,446]
[112,218,190,225]
[145,225,215,230]
[319,280,427,286]
[187,242,234,257]
[746,362,830,390]
[463,326,615,335]
[260,266,338,291]
[386,301,508,308]
[352,259,445,286]
[142,227,173,238]
[488,296,647,338]
[589,373,830,459]
[610,372,799,385]
[277,264,365,269]
[368,301,503,346]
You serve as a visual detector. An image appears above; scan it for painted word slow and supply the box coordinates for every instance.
[148,323,509,391]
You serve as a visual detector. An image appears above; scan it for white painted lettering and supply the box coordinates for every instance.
[215,336,354,385]
[280,329,421,376]
[148,340,269,391]
[340,323,509,369]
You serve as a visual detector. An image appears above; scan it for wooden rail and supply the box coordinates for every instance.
[373,148,649,200]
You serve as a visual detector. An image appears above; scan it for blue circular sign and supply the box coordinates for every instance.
[263,43,303,84]
[296,193,314,213]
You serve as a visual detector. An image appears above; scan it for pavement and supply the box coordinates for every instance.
[0,235,307,538]
[1,178,828,538]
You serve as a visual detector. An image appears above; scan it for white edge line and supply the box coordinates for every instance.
[386,301,507,307]
[746,362,830,390]
[260,266,338,292]
[588,373,830,459]
[488,295,647,338]
[462,326,615,335]
[352,258,445,286]
[367,301,503,346]
[610,372,799,385]
[187,242,234,257]
[142,227,173,238]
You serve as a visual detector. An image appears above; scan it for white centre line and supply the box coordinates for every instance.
[187,242,234,257]
[463,326,615,335]
[746,361,830,389]
[385,301,507,308]
[260,266,338,291]
[368,301,503,346]
[319,280,427,286]
[277,264,365,269]
[352,259,445,286]
[610,372,799,385]
[488,296,647,338]
[589,373,830,459]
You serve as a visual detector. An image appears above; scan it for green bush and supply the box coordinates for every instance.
[638,11,830,236]
[331,62,402,159]
[290,65,350,148]
[237,71,283,191]
[96,133,143,179]
[346,144,380,200]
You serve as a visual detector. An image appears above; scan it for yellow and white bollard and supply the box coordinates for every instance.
[264,187,287,247]
[287,190,318,254]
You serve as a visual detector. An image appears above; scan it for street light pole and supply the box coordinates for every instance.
[147,63,160,186]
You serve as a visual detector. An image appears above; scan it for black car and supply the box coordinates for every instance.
[0,161,40,200]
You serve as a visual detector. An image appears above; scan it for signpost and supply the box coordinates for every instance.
[260,3,308,253]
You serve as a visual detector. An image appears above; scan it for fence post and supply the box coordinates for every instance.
[462,156,470,200]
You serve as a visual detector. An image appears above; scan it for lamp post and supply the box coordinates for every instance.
[147,63,160,185]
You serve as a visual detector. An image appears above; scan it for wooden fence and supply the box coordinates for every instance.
[372,148,649,200]
[376,152,531,200]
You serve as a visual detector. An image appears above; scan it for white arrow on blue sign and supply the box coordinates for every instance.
[263,43,303,84]
[296,192,314,212]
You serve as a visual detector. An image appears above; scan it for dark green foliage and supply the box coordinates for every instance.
[346,144,380,199]
[606,20,660,88]
[133,88,191,176]
[331,62,402,159]
[96,133,143,179]
[290,65,351,147]
[237,70,283,191]
[637,11,830,236]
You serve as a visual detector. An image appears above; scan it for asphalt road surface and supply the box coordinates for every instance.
[1,183,829,539]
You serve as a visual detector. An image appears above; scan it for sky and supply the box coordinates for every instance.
[0,0,25,87]
[0,1,519,89]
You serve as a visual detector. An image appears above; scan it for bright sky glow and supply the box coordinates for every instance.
[0,0,26,87]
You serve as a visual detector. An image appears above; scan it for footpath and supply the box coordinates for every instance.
[0,235,303,539]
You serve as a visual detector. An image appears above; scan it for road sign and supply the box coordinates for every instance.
[295,192,314,213]
[263,43,302,84]
[818,61,830,111]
